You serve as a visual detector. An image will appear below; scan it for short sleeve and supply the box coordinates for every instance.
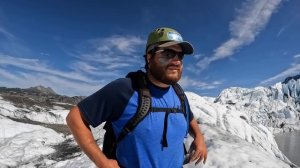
[77,78,134,127]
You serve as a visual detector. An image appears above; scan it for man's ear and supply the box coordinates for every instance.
[146,53,152,63]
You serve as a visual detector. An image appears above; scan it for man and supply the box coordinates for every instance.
[66,27,207,168]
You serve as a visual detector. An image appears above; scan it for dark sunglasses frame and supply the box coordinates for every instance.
[155,48,184,60]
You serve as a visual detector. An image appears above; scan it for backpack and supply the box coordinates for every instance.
[102,70,189,159]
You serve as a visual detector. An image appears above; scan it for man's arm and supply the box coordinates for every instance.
[66,106,119,168]
[188,118,207,164]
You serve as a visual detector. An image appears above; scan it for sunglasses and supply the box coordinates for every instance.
[155,48,184,60]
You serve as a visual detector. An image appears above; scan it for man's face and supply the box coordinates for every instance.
[147,44,184,85]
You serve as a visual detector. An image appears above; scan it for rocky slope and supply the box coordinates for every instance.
[0,86,84,110]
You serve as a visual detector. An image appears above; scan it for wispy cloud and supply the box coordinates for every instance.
[1,23,145,78]
[0,26,77,93]
[0,34,146,96]
[197,0,282,71]
[72,35,145,75]
[293,54,300,58]
[70,61,118,77]
[0,27,15,39]
[105,36,144,55]
[76,36,144,64]
[277,26,287,37]
[277,16,295,38]
[0,53,114,96]
[0,54,100,83]
[0,26,32,57]
[179,76,223,90]
[260,63,300,85]
[193,53,205,60]
[0,68,22,82]
[0,68,102,96]
[261,53,300,85]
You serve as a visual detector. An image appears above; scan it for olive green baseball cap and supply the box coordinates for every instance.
[146,27,194,54]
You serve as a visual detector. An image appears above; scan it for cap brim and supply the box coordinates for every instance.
[158,41,194,55]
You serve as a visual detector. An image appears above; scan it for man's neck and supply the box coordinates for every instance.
[146,71,170,88]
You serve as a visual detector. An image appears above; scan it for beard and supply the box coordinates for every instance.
[149,61,182,85]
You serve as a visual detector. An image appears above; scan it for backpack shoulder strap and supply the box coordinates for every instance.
[172,83,190,133]
[172,83,186,116]
[116,70,152,143]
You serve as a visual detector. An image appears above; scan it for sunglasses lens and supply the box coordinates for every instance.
[162,49,175,59]
[161,49,184,60]
[177,52,184,60]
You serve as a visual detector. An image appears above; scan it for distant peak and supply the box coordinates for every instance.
[282,75,300,84]
[27,85,57,95]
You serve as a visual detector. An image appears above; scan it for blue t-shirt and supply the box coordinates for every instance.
[78,77,194,168]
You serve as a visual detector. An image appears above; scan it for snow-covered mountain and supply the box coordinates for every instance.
[214,77,300,132]
[0,76,300,168]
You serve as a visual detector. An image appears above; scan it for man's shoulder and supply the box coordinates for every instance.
[108,77,132,87]
[101,77,134,94]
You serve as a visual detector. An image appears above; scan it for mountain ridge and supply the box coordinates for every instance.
[0,86,85,110]
[27,85,57,95]
[282,74,300,84]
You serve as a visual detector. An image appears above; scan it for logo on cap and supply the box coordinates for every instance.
[167,32,183,42]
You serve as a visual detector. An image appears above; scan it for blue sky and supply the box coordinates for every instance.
[0,0,299,97]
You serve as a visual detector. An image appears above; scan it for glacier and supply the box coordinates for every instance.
[0,77,300,168]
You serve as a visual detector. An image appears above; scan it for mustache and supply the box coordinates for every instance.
[167,62,182,69]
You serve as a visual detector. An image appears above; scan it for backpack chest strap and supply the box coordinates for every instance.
[150,107,184,113]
